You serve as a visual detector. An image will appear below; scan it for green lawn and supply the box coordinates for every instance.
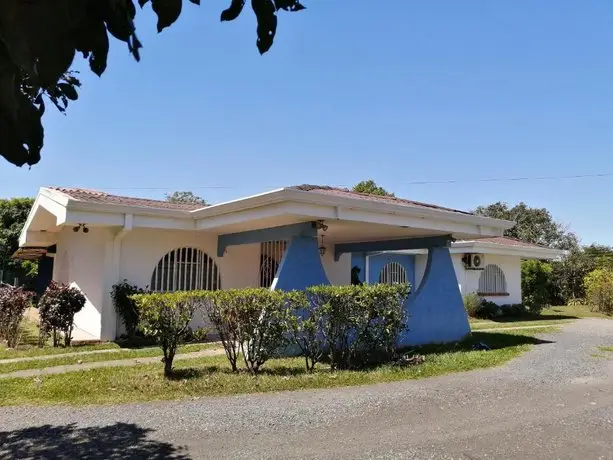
[0,328,557,407]
[542,304,612,319]
[0,343,219,374]
[469,304,612,331]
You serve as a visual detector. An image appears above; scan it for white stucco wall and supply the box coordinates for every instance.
[453,253,522,305]
[53,227,114,339]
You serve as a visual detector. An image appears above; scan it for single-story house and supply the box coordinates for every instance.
[15,184,554,346]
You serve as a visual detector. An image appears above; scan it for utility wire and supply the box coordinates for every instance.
[84,172,613,192]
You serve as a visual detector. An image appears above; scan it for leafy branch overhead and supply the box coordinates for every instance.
[0,0,306,168]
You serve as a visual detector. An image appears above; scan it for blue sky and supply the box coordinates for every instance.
[2,1,612,244]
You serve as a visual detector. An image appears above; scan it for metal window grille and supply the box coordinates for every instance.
[378,262,408,285]
[150,247,221,292]
[478,264,507,294]
[259,240,287,288]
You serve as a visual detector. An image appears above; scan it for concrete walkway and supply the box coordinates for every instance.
[0,348,121,365]
[0,348,225,380]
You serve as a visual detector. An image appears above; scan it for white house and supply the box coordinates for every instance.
[16,184,539,346]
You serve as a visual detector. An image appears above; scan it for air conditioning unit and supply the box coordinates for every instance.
[462,253,484,270]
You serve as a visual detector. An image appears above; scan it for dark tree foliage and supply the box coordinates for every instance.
[0,198,37,287]
[474,202,579,250]
[352,180,395,197]
[165,191,207,205]
[0,0,306,167]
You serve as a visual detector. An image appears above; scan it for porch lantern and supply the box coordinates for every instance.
[319,235,327,256]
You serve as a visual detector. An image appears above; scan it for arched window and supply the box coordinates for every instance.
[259,240,287,288]
[378,262,408,285]
[150,248,220,292]
[478,264,507,295]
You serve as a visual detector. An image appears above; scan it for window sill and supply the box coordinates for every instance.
[477,292,510,297]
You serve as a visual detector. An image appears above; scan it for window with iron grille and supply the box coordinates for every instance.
[259,240,287,288]
[378,262,408,285]
[150,247,221,292]
[478,264,507,295]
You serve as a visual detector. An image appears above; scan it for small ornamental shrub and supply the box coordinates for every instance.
[286,290,325,372]
[463,293,483,318]
[200,289,292,374]
[111,280,148,337]
[500,303,527,317]
[306,283,410,370]
[521,260,553,314]
[132,292,199,377]
[38,282,86,347]
[584,268,613,314]
[0,286,33,348]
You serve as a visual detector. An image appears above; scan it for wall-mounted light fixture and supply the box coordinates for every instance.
[315,220,328,232]
[319,235,327,256]
[73,223,89,233]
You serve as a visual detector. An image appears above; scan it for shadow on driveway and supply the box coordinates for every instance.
[0,422,190,459]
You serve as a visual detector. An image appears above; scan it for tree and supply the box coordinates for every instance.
[352,180,395,197]
[473,202,578,250]
[0,198,37,287]
[165,191,207,206]
[0,0,306,168]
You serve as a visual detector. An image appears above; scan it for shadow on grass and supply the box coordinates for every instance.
[166,368,208,380]
[486,314,578,323]
[0,422,190,459]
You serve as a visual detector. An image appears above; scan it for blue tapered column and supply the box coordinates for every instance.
[271,236,329,291]
[399,246,470,346]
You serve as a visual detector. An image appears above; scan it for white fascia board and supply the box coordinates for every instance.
[336,207,502,237]
[450,241,567,259]
[282,189,516,231]
[66,200,191,220]
[19,189,68,246]
[20,231,57,247]
[191,189,288,220]
[195,201,337,231]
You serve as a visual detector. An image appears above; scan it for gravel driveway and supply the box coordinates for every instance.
[1,319,612,460]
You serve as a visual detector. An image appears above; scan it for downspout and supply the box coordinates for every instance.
[110,214,133,339]
[365,253,370,284]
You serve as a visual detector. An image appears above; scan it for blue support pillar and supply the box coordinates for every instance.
[271,235,329,291]
[399,246,470,346]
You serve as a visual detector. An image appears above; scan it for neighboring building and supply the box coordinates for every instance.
[377,237,566,306]
[16,185,517,346]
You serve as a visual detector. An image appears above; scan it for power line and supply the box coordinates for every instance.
[83,172,613,192]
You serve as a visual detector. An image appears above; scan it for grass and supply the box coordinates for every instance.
[0,342,219,374]
[469,304,612,331]
[0,328,557,407]
[597,346,613,353]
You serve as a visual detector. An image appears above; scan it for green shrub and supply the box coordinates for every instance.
[132,292,199,377]
[584,268,613,314]
[306,283,410,370]
[0,286,33,348]
[500,303,527,317]
[521,260,553,314]
[38,282,86,347]
[200,289,292,374]
[463,293,483,317]
[111,280,148,337]
[285,290,325,372]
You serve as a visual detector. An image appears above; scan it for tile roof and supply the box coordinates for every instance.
[48,187,205,211]
[468,236,548,249]
[289,185,472,215]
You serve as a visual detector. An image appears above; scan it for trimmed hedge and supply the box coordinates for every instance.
[133,283,411,375]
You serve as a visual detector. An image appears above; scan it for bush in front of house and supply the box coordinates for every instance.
[521,260,553,314]
[302,283,410,370]
[200,288,292,374]
[463,293,483,318]
[0,285,33,348]
[584,268,613,314]
[111,280,149,338]
[132,292,201,377]
[38,281,86,347]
